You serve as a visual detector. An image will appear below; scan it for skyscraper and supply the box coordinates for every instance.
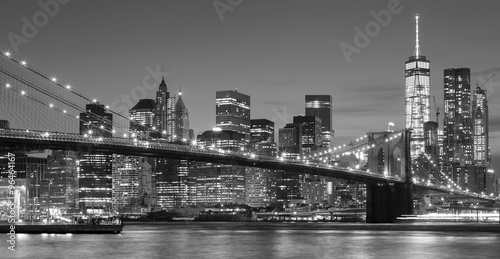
[194,129,246,206]
[79,102,113,213]
[175,89,190,140]
[405,15,431,158]
[155,77,175,140]
[46,150,79,214]
[111,155,153,212]
[305,95,334,148]
[246,119,277,207]
[472,86,489,166]
[216,90,250,141]
[443,68,473,165]
[293,115,322,154]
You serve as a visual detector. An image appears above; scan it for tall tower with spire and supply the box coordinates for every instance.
[175,86,190,140]
[405,14,431,158]
[155,76,176,141]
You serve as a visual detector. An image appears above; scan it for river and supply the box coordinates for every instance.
[5,222,500,258]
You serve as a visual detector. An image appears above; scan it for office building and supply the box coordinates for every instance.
[79,102,113,214]
[246,119,277,207]
[155,77,175,140]
[175,90,190,140]
[305,95,334,147]
[129,99,157,139]
[216,90,250,141]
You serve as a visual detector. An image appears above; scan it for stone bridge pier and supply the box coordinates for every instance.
[365,130,413,223]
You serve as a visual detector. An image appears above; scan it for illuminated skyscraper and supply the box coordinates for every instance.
[443,68,473,165]
[79,102,113,213]
[216,90,250,141]
[155,77,175,140]
[130,99,156,138]
[305,95,334,148]
[405,14,430,158]
[472,86,489,166]
[246,119,277,207]
[175,89,190,140]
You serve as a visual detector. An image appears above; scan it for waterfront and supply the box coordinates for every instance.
[6,222,500,258]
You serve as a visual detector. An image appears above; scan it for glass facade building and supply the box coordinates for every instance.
[405,15,430,158]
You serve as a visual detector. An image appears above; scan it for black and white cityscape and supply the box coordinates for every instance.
[0,1,499,258]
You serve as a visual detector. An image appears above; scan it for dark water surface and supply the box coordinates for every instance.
[5,222,500,259]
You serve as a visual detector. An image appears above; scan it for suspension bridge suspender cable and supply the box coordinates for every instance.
[4,56,134,125]
[0,68,130,134]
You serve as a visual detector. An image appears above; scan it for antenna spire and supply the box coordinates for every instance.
[415,14,420,57]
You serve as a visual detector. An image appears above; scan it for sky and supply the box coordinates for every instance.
[0,0,499,176]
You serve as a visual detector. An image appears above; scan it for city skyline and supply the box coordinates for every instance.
[0,0,499,176]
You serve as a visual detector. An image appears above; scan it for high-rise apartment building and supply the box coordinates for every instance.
[405,15,431,158]
[443,68,473,165]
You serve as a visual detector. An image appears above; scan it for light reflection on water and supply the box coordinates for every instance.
[7,222,500,259]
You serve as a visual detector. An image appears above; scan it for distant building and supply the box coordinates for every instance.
[216,90,251,141]
[405,15,431,158]
[305,95,334,147]
[79,102,113,214]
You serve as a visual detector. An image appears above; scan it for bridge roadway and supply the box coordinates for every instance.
[0,128,496,201]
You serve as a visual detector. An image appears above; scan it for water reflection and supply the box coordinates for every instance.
[7,222,500,259]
